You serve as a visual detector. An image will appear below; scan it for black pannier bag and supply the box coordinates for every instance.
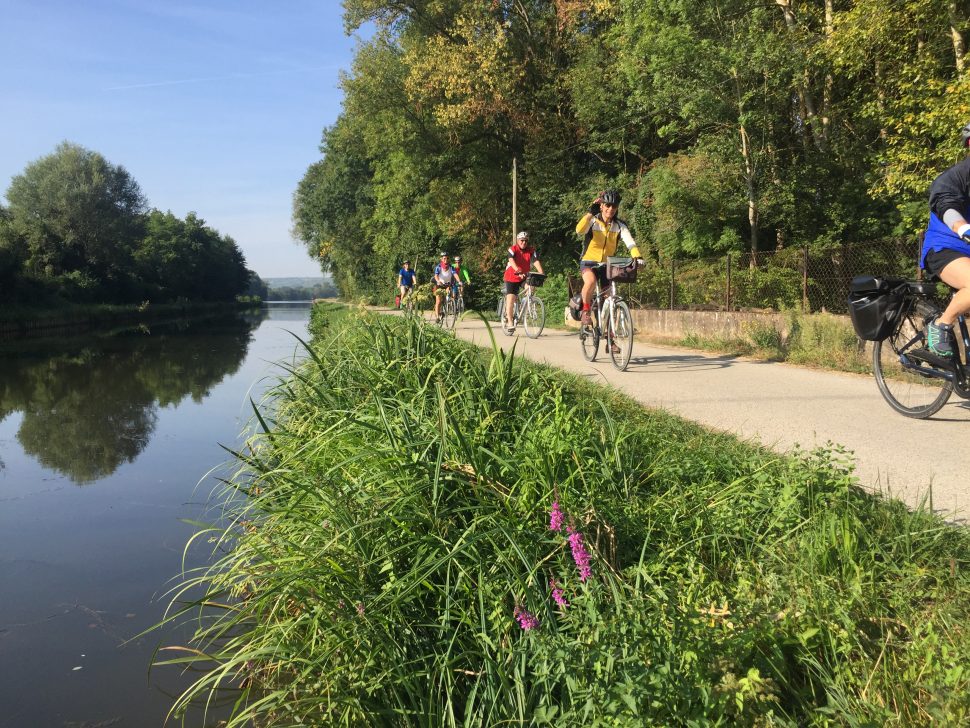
[847,275,905,341]
[568,293,583,321]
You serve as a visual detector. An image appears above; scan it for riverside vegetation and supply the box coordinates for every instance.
[158,305,970,726]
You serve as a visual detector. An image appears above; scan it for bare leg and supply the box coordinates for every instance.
[938,257,970,325]
[505,293,516,327]
[581,268,597,307]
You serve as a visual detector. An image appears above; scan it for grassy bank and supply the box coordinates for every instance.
[656,311,872,374]
[159,306,969,726]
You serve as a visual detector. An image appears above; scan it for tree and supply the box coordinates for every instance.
[4,142,147,299]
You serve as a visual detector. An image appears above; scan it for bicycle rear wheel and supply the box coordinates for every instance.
[873,298,952,418]
[496,296,505,322]
[580,304,599,361]
[608,300,634,371]
[523,295,545,338]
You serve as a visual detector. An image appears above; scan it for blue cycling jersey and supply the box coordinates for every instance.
[399,268,416,286]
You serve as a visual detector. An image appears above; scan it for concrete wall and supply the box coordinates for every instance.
[563,307,791,339]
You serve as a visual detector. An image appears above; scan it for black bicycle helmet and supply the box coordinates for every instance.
[403,259,411,265]
[961,122,970,148]
[601,189,621,206]
[439,251,449,258]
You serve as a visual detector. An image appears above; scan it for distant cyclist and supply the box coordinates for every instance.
[453,255,471,297]
[575,189,643,336]
[432,252,456,323]
[504,232,544,330]
[920,122,970,358]
[397,260,417,308]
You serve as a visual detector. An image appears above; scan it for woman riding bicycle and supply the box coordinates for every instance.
[920,121,970,358]
[504,232,544,330]
[575,190,643,348]
[433,252,456,323]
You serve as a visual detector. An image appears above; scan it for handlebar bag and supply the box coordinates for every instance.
[606,256,637,282]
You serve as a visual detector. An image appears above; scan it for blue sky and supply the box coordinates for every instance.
[0,0,365,278]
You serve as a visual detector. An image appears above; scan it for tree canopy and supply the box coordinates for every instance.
[294,0,970,301]
[1,142,254,305]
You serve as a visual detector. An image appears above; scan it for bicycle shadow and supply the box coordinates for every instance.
[625,352,741,372]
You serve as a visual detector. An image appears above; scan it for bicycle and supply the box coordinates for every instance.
[500,273,546,338]
[849,274,970,418]
[452,282,466,320]
[435,285,458,329]
[578,257,637,371]
[400,286,417,316]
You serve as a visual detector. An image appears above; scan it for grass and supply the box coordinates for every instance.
[665,311,873,374]
[155,307,970,726]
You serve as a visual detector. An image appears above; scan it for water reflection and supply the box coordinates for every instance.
[0,311,265,483]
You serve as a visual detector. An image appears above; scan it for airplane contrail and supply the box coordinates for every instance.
[105,65,339,91]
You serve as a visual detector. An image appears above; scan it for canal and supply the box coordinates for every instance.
[0,303,311,727]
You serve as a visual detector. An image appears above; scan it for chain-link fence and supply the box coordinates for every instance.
[599,237,923,315]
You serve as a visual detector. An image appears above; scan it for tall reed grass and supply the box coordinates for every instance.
[156,306,970,726]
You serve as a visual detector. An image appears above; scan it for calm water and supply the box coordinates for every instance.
[0,303,311,728]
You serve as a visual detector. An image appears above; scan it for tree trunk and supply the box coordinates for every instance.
[776,0,826,152]
[740,123,759,267]
[949,2,966,75]
[822,0,833,144]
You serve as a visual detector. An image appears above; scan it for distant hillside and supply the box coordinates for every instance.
[263,277,330,289]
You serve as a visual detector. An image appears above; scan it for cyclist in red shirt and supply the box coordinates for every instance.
[503,231,544,330]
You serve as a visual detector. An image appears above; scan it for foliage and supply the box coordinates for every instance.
[2,142,254,305]
[158,310,970,726]
[295,1,967,304]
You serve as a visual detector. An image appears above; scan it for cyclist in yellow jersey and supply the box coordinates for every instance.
[575,189,642,326]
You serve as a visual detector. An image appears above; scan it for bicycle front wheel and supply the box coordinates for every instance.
[873,298,952,418]
[523,295,545,338]
[608,300,634,371]
[444,299,458,329]
[580,305,599,361]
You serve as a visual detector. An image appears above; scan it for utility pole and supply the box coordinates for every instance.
[512,156,518,245]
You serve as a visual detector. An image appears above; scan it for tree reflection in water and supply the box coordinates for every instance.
[0,311,263,483]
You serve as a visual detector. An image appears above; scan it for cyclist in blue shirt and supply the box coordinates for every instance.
[920,121,970,357]
[397,260,417,309]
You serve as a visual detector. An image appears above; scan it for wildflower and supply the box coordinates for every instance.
[567,526,592,582]
[356,602,365,617]
[513,606,539,631]
[549,579,569,609]
[549,501,565,532]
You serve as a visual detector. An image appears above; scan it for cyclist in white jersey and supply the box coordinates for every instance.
[432,252,456,322]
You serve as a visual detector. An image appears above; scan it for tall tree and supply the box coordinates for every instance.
[5,142,147,299]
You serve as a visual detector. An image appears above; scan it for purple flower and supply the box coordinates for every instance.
[567,526,592,582]
[549,579,569,609]
[355,602,365,616]
[549,501,565,532]
[513,606,539,631]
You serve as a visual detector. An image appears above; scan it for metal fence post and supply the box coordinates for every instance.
[669,257,676,310]
[801,246,809,313]
[725,253,732,311]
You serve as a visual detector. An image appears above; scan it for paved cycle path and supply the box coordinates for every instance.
[412,311,970,518]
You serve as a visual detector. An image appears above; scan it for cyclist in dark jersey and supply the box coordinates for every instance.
[920,121,970,357]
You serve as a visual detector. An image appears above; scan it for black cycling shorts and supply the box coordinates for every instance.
[503,280,521,295]
[924,247,969,277]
